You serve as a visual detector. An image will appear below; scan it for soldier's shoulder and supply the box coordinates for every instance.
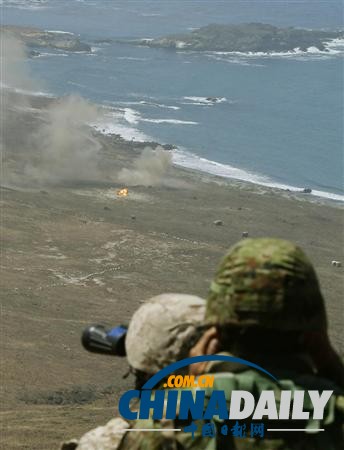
[73,417,130,450]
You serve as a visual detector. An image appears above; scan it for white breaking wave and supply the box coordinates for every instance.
[91,102,199,142]
[172,148,344,202]
[122,108,198,126]
[45,30,74,35]
[0,83,55,98]
[103,106,197,127]
[325,37,344,53]
[207,39,344,59]
[141,118,198,125]
[38,52,69,58]
[92,122,150,142]
[1,0,50,9]
[92,108,150,142]
[183,96,228,106]
[121,107,141,125]
[205,54,265,66]
[116,56,149,61]
[172,148,269,184]
[116,100,180,110]
[140,13,163,17]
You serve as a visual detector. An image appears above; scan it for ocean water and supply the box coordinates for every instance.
[2,0,344,201]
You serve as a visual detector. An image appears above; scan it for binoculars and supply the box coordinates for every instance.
[82,324,127,356]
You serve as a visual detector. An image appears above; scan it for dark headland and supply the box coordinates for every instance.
[121,23,343,52]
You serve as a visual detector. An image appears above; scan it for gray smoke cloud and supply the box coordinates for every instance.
[118,146,172,186]
[0,31,38,92]
[1,33,173,188]
[1,33,102,185]
[26,95,101,184]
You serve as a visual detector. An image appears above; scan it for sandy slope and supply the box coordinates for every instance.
[1,93,343,449]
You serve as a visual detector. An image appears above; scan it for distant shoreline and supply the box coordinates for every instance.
[3,87,343,208]
[90,108,344,207]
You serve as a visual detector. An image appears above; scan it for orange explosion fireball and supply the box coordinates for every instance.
[117,188,129,197]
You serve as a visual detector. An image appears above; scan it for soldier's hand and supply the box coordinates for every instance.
[189,327,219,376]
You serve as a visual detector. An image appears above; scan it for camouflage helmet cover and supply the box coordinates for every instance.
[125,293,205,374]
[206,238,327,331]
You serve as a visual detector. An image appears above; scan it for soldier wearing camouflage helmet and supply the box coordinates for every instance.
[188,238,344,449]
[62,293,206,450]
[204,238,343,382]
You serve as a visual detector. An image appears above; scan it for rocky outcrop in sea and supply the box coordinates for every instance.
[121,23,343,53]
[1,25,91,53]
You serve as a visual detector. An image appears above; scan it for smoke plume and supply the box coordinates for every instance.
[0,31,37,92]
[1,33,102,185]
[118,146,172,186]
[26,95,100,183]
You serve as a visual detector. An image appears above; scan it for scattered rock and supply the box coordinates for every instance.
[161,143,176,151]
[104,206,111,211]
[29,50,40,57]
[60,441,78,450]
[131,215,136,220]
[331,260,342,268]
[214,220,223,226]
[242,231,249,238]
[303,188,312,194]
[206,97,219,103]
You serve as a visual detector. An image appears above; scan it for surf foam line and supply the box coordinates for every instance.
[91,121,151,142]
[204,39,344,58]
[44,30,74,35]
[114,100,180,110]
[141,118,198,125]
[183,96,228,106]
[172,148,344,203]
[0,83,56,98]
[1,0,50,10]
[91,105,199,142]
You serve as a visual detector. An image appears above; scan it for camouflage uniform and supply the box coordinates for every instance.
[120,239,344,450]
[62,293,206,450]
[206,238,327,331]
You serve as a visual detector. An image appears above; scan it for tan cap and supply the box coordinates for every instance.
[126,293,205,374]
